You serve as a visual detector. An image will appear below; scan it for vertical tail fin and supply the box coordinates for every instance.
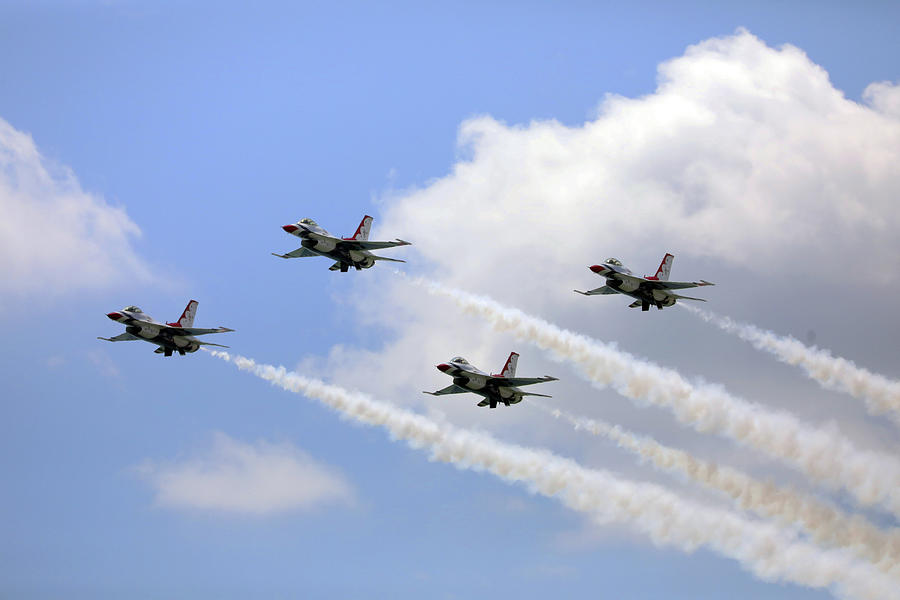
[349,215,373,241]
[495,352,519,378]
[648,253,674,280]
[171,300,198,328]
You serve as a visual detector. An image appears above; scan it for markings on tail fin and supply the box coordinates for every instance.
[344,215,373,241]
[168,300,198,328]
[646,253,674,281]
[493,352,519,378]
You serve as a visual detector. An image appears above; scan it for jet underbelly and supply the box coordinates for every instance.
[455,373,487,390]
[651,288,672,302]
[614,278,640,293]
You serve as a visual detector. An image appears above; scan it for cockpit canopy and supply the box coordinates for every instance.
[450,356,469,365]
[123,305,142,313]
[299,218,318,226]
[604,258,623,267]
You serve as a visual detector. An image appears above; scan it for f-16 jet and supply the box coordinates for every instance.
[575,253,713,311]
[272,215,410,272]
[423,352,558,409]
[98,300,234,356]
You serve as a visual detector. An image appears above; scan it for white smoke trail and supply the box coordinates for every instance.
[209,349,895,600]
[406,277,900,517]
[531,402,900,575]
[682,305,900,426]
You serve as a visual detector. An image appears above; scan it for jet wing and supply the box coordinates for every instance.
[614,272,714,290]
[423,384,470,396]
[337,239,411,251]
[271,247,317,259]
[671,293,707,302]
[574,285,618,296]
[164,326,234,336]
[494,376,558,387]
[372,255,406,264]
[647,279,714,290]
[97,332,140,342]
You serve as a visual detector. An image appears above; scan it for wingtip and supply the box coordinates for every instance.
[220,327,235,333]
[271,252,288,259]
[396,239,412,245]
[573,289,587,295]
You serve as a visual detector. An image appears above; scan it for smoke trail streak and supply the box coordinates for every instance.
[209,350,895,600]
[406,277,900,516]
[531,402,900,576]
[682,305,900,426]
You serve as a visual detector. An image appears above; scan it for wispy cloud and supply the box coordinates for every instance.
[0,117,155,304]
[413,278,900,517]
[684,305,900,426]
[210,350,898,600]
[137,432,355,515]
[537,402,900,574]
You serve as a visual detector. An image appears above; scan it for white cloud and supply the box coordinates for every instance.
[0,117,153,301]
[310,29,900,475]
[863,80,900,118]
[137,432,355,515]
[373,28,899,303]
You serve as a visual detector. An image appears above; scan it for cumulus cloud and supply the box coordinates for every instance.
[0,117,153,301]
[375,28,899,305]
[138,432,355,515]
[864,80,900,118]
[312,29,900,478]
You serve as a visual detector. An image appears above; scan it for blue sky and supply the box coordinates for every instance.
[2,2,900,599]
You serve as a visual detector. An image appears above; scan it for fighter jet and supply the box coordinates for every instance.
[98,300,234,356]
[574,253,713,311]
[272,215,410,272]
[423,352,558,408]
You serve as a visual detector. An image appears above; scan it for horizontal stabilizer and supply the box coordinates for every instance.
[497,375,558,387]
[169,326,234,336]
[574,286,617,296]
[423,384,469,396]
[520,391,553,398]
[272,247,317,259]
[672,293,707,302]
[97,332,140,342]
[372,255,406,263]
[340,239,411,251]
[628,300,642,308]
[198,341,230,348]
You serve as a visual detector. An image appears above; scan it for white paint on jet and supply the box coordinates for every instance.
[423,352,558,409]
[272,215,411,272]
[574,254,713,311]
[98,300,234,357]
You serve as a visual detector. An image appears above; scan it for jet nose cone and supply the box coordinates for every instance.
[106,312,123,321]
[589,264,606,274]
[282,224,299,233]
[436,363,451,372]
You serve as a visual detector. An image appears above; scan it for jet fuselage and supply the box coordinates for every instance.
[590,262,679,309]
[285,221,378,270]
[436,359,527,407]
[106,309,204,355]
